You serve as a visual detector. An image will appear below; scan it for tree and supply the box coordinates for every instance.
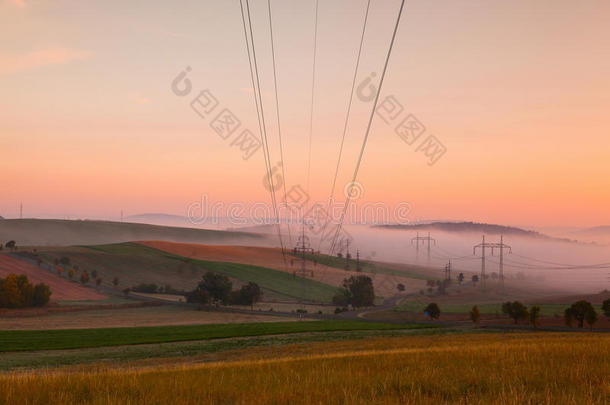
[502,301,529,324]
[199,272,232,304]
[91,270,98,279]
[5,241,16,251]
[602,299,610,318]
[80,271,90,285]
[122,287,131,297]
[32,283,51,306]
[95,277,102,290]
[59,256,71,266]
[68,269,75,280]
[238,282,262,309]
[0,274,22,308]
[469,305,481,325]
[341,275,375,308]
[471,275,479,285]
[457,273,464,285]
[112,277,119,287]
[564,300,597,329]
[396,283,405,292]
[424,303,440,320]
[584,308,598,330]
[529,305,541,328]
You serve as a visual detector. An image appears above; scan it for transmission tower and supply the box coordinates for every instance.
[294,227,314,278]
[411,232,436,263]
[345,239,350,270]
[473,235,512,292]
[444,260,452,281]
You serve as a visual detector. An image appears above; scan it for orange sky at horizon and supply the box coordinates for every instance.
[1,0,609,228]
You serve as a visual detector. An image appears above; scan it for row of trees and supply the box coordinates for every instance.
[186,272,262,309]
[422,299,609,329]
[0,274,51,308]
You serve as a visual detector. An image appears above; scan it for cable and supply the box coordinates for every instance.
[306,0,319,197]
[319,0,371,252]
[239,0,287,264]
[267,0,292,247]
[329,0,407,254]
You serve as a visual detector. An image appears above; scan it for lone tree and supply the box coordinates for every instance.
[529,305,541,328]
[470,305,481,325]
[602,298,610,319]
[197,271,232,305]
[564,300,597,329]
[424,303,440,320]
[396,283,405,292]
[502,301,529,324]
[344,275,375,308]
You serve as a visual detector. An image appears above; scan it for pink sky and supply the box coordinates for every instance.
[1,0,609,227]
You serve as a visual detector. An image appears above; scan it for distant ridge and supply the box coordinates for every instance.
[0,218,264,246]
[375,221,579,243]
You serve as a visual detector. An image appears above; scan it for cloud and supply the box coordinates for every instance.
[0,47,91,74]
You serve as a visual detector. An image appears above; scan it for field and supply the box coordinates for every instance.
[0,253,105,301]
[1,332,607,404]
[35,243,339,303]
[142,241,428,297]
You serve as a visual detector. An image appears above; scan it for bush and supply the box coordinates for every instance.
[424,303,440,320]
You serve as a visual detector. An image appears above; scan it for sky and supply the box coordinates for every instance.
[1,0,609,228]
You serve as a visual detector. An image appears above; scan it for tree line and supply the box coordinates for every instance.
[0,274,51,309]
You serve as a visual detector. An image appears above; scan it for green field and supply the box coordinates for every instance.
[37,243,340,303]
[0,320,435,352]
[292,252,436,281]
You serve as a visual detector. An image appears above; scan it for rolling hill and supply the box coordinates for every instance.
[0,219,265,247]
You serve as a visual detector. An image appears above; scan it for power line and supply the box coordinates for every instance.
[306,0,319,196]
[267,0,292,247]
[239,0,286,264]
[322,0,371,250]
[329,0,407,254]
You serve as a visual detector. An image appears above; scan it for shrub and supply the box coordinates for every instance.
[470,305,481,325]
[424,303,440,320]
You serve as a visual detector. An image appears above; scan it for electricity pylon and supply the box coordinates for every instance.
[473,235,512,292]
[411,232,436,263]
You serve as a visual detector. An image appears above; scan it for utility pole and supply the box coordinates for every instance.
[444,260,452,281]
[411,232,436,263]
[473,235,512,292]
[19,202,23,219]
[345,239,350,270]
[356,249,361,272]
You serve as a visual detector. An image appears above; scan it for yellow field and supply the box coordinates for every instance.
[1,333,608,404]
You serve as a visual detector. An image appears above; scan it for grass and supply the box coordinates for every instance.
[0,327,462,371]
[37,243,340,303]
[0,320,435,352]
[0,333,607,404]
[396,301,570,317]
[293,251,436,280]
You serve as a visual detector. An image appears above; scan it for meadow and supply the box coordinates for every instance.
[0,333,607,404]
[0,320,432,352]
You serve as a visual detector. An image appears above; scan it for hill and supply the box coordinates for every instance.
[375,221,578,242]
[0,253,104,301]
[34,243,339,303]
[0,219,264,247]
